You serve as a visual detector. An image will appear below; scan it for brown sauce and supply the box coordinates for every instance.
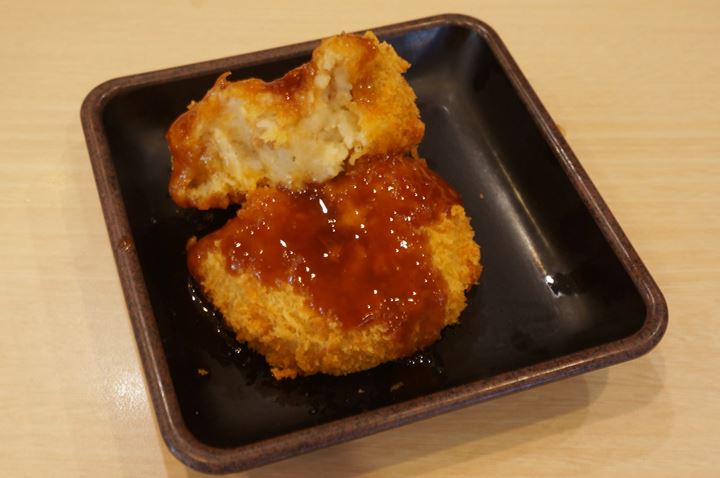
[189,155,460,342]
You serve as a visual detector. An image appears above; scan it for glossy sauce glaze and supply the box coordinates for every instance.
[188,155,461,342]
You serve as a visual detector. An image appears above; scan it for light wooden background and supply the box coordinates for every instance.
[1,0,718,476]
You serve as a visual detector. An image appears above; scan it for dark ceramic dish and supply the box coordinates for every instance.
[81,14,667,474]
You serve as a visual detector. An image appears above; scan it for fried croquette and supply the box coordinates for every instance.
[167,32,424,210]
[187,156,481,379]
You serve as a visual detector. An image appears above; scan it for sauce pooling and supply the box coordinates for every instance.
[189,155,461,342]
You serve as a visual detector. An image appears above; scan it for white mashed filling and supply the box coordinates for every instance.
[204,51,367,193]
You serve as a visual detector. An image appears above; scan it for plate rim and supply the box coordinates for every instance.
[80,13,668,474]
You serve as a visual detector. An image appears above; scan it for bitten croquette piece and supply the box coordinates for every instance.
[167,32,424,210]
[187,156,481,379]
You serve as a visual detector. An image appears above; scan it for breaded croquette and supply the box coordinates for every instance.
[167,32,424,209]
[187,156,481,378]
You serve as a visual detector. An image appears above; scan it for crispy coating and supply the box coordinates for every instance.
[167,32,424,209]
[173,33,482,379]
[189,203,481,379]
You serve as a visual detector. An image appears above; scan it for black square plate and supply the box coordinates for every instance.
[81,14,667,474]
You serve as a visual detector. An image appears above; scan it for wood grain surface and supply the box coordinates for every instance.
[1,1,718,476]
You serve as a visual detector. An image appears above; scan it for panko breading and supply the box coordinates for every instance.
[187,156,481,379]
[167,32,424,209]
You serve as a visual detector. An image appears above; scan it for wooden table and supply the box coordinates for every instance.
[1,1,718,476]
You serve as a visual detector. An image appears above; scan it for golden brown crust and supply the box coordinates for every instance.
[190,204,480,379]
[167,32,424,210]
[173,33,481,379]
